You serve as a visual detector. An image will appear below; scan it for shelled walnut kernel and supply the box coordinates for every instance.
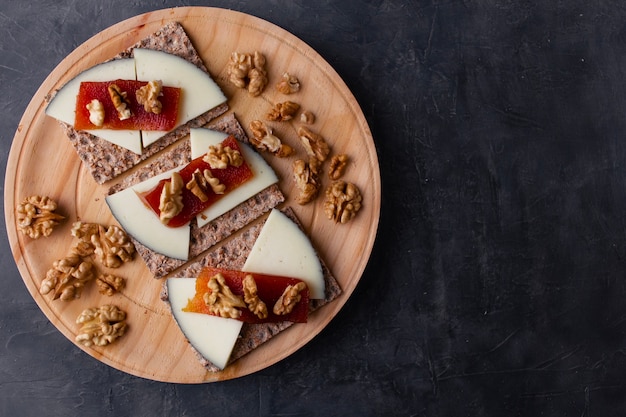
[40,254,95,301]
[275,72,300,94]
[75,305,127,347]
[159,172,184,225]
[328,154,349,180]
[204,144,243,169]
[135,80,163,114]
[273,282,307,315]
[324,180,363,224]
[227,51,268,96]
[266,101,300,122]
[97,274,125,296]
[293,158,321,205]
[16,195,65,239]
[298,126,330,162]
[203,273,246,319]
[71,222,135,268]
[243,275,268,319]
[249,120,293,157]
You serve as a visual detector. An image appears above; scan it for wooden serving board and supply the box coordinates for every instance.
[4,7,380,383]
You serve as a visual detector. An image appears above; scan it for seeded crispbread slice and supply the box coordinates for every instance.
[53,22,228,184]
[161,207,342,372]
[107,113,285,278]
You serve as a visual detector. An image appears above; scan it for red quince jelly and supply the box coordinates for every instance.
[183,267,310,324]
[139,136,253,228]
[74,79,180,131]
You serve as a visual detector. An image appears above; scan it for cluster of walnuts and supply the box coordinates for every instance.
[227,51,362,223]
[16,195,132,348]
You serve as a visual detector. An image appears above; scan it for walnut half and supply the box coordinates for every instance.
[273,282,307,315]
[135,80,163,114]
[71,222,135,268]
[75,305,128,347]
[243,275,268,319]
[324,180,363,224]
[40,254,95,301]
[297,126,330,162]
[203,144,243,169]
[293,158,321,205]
[203,273,246,319]
[227,51,268,97]
[159,172,184,225]
[249,120,293,157]
[16,195,65,239]
[266,101,300,122]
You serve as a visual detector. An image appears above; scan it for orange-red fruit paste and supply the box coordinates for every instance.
[74,80,180,131]
[184,267,310,324]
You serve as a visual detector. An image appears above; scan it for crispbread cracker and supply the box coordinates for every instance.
[107,113,285,278]
[54,22,228,184]
[162,208,342,372]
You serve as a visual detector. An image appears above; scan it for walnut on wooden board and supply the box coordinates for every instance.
[266,101,300,122]
[227,51,268,97]
[297,126,330,162]
[275,72,300,94]
[203,144,243,169]
[248,120,293,157]
[135,80,163,114]
[75,305,127,347]
[293,158,321,205]
[324,180,363,224]
[96,273,125,296]
[243,274,268,319]
[328,154,349,180]
[107,84,132,120]
[159,172,184,225]
[40,254,95,301]
[203,273,246,319]
[273,282,307,315]
[71,222,136,268]
[16,195,65,239]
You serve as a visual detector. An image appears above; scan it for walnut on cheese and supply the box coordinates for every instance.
[86,99,105,126]
[16,195,64,239]
[203,273,246,319]
[71,222,136,268]
[249,120,293,157]
[40,254,95,301]
[273,282,307,315]
[203,143,243,169]
[227,51,268,97]
[266,101,300,122]
[135,80,163,114]
[159,172,184,224]
[186,168,225,202]
[75,305,127,347]
[96,273,125,296]
[324,180,363,224]
[107,84,132,120]
[242,275,268,320]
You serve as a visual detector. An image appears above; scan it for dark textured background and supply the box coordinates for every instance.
[2,0,626,415]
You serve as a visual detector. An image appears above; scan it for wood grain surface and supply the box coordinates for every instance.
[4,7,380,383]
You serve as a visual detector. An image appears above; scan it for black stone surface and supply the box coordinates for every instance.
[2,0,626,415]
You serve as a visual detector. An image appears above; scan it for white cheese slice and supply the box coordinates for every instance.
[189,128,279,228]
[242,209,326,299]
[134,49,228,148]
[105,167,191,260]
[166,278,242,370]
[106,133,278,260]
[45,59,143,154]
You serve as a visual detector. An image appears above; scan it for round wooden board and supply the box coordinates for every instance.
[4,7,380,383]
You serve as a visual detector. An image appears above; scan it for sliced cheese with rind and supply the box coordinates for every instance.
[134,49,228,148]
[105,133,278,260]
[242,209,326,299]
[45,59,142,154]
[166,278,242,370]
[105,167,191,260]
[190,128,279,228]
